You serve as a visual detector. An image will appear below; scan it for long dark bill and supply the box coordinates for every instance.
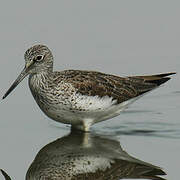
[0,169,11,180]
[2,67,29,99]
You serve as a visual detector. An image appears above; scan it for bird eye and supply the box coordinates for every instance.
[35,55,43,61]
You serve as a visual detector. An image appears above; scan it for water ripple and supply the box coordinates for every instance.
[94,122,180,139]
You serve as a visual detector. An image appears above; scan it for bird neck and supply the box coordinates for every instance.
[29,71,52,91]
[34,70,52,79]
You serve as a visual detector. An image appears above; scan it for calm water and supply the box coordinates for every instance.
[0,1,180,179]
[0,88,179,180]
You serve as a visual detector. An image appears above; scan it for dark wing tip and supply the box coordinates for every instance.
[151,72,176,78]
[146,72,176,86]
[142,167,167,176]
[134,72,176,87]
[147,77,171,86]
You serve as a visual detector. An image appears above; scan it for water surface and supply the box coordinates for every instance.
[0,1,179,179]
[0,89,179,180]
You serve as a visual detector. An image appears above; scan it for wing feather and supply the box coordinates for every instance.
[53,70,175,104]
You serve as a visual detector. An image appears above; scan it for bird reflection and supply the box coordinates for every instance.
[25,130,166,180]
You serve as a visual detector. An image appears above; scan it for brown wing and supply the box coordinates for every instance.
[55,70,175,104]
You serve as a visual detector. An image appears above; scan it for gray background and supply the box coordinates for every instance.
[0,0,179,179]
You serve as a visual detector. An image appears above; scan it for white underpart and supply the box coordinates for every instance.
[47,93,143,131]
[29,74,150,131]
[74,94,117,111]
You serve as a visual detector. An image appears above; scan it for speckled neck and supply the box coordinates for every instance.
[28,71,52,92]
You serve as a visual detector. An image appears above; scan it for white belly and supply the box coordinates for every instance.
[39,94,139,131]
[29,76,141,131]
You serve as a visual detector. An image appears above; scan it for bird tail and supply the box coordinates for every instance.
[133,72,176,86]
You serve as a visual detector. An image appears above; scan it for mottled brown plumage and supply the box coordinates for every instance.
[53,70,175,104]
[2,44,176,131]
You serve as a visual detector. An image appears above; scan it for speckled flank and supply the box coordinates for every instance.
[25,45,175,131]
[3,44,176,131]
